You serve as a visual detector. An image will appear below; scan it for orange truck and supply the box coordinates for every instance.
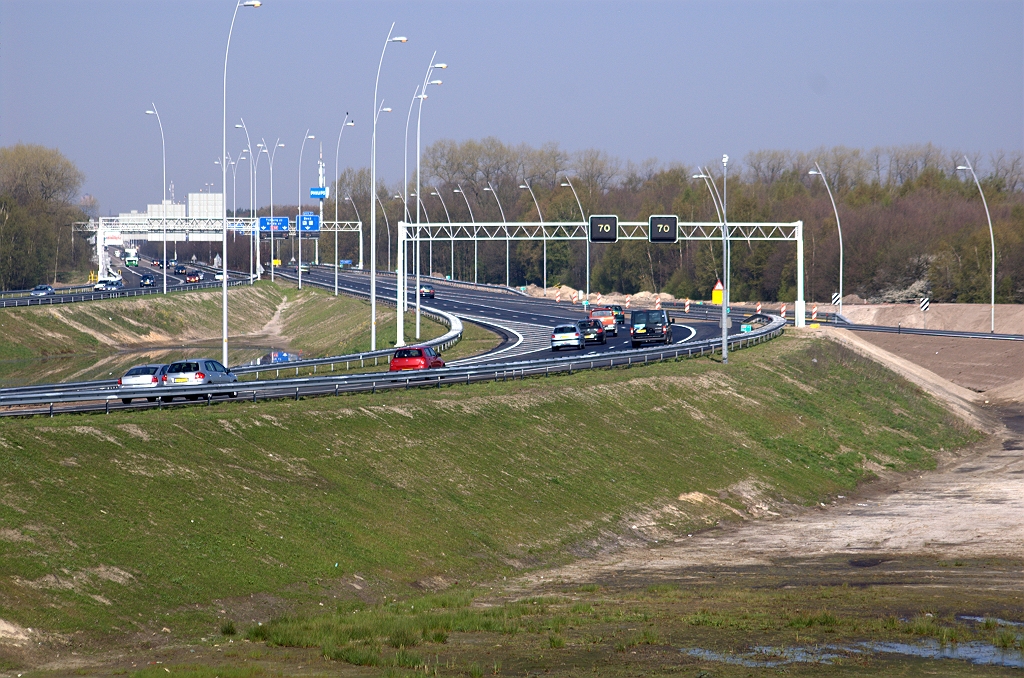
[588,307,618,337]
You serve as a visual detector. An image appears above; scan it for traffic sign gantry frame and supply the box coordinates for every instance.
[589,215,618,243]
[649,215,678,243]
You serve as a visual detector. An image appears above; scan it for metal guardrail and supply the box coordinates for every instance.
[0,283,96,300]
[0,315,786,416]
[0,278,252,308]
[336,266,528,296]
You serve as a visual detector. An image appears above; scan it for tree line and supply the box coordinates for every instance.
[303,139,1024,304]
[0,145,93,289]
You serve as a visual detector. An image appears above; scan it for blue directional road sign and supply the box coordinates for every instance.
[310,187,328,200]
[299,214,320,232]
[258,216,289,232]
[339,259,353,265]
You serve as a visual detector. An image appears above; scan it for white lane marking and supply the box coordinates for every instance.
[673,324,698,343]
[448,315,553,366]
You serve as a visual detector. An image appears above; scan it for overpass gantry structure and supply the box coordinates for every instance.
[398,218,807,328]
[73,217,363,279]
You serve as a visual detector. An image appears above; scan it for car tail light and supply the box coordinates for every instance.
[117,378,122,385]
[551,334,556,339]
[162,375,167,382]
[151,376,158,383]
[196,372,205,380]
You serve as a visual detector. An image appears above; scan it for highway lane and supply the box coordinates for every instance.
[300,267,736,364]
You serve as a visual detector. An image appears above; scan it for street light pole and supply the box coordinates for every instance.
[560,176,587,295]
[334,114,354,297]
[721,154,729,365]
[692,168,724,283]
[809,162,844,319]
[145,105,167,295]
[222,0,261,366]
[415,54,445,338]
[453,185,476,282]
[519,181,544,289]
[957,157,997,333]
[262,138,284,282]
[483,183,508,286]
[430,188,452,279]
[235,119,258,281]
[369,23,407,351]
[346,195,362,273]
[296,129,315,289]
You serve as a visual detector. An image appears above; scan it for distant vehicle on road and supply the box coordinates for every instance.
[214,271,225,281]
[152,258,162,267]
[93,278,123,291]
[389,346,445,371]
[589,308,618,336]
[610,304,625,325]
[419,284,435,298]
[185,271,200,283]
[173,264,187,275]
[196,270,205,280]
[139,274,156,287]
[160,359,237,401]
[550,324,584,351]
[577,318,606,345]
[30,285,55,297]
[629,309,673,348]
[118,363,168,403]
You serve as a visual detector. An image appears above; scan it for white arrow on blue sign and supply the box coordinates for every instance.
[310,187,328,200]
[299,214,320,231]
[258,216,289,231]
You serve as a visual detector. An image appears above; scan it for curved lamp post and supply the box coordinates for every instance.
[453,185,476,283]
[235,119,260,281]
[957,157,996,333]
[261,138,284,281]
[369,23,407,351]
[333,114,354,296]
[430,188,452,279]
[296,129,315,289]
[692,168,724,282]
[413,54,446,338]
[145,105,167,295]
[483,183,508,286]
[346,195,362,265]
[809,162,844,319]
[519,181,545,289]
[560,176,587,295]
[221,0,261,366]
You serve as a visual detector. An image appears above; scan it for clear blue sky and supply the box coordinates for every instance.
[2,0,1021,215]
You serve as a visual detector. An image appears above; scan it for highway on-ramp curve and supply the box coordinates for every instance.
[299,268,738,364]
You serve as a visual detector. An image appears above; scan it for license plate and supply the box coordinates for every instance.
[401,367,414,371]
[174,377,188,383]
[636,329,646,333]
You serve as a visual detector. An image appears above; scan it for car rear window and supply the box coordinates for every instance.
[592,310,611,317]
[631,311,666,325]
[554,326,576,334]
[394,349,423,359]
[168,362,200,373]
[125,366,157,376]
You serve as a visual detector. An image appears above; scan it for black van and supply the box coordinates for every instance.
[629,309,673,348]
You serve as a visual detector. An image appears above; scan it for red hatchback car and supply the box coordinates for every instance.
[389,346,445,371]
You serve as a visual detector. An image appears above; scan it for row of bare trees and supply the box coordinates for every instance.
[161,139,1024,304]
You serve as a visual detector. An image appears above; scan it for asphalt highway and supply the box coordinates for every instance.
[299,267,740,364]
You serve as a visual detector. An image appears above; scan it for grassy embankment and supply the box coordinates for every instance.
[0,281,489,385]
[0,334,985,676]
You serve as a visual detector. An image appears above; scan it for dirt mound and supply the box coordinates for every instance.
[524,285,676,308]
[841,303,1024,334]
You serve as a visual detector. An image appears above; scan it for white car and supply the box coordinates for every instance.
[160,358,238,402]
[551,324,585,351]
[214,271,225,281]
[117,364,168,404]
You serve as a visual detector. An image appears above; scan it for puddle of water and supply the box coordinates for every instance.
[681,639,1024,669]
[859,640,1024,668]
[958,615,1024,628]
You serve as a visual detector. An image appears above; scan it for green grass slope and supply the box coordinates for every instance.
[0,282,463,385]
[0,334,977,647]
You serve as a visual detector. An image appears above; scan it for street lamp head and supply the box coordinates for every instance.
[519,184,528,189]
[433,63,447,69]
[306,134,315,140]
[242,1,261,7]
[453,188,463,194]
[483,187,493,192]
[145,110,156,115]
[956,165,969,171]
[345,121,355,127]
[391,36,408,42]
[416,94,428,100]
[692,174,708,179]
[560,182,570,187]
[808,169,821,176]
[382,107,392,113]
[234,123,244,128]
[277,143,285,147]
[430,191,439,196]
[429,80,443,86]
